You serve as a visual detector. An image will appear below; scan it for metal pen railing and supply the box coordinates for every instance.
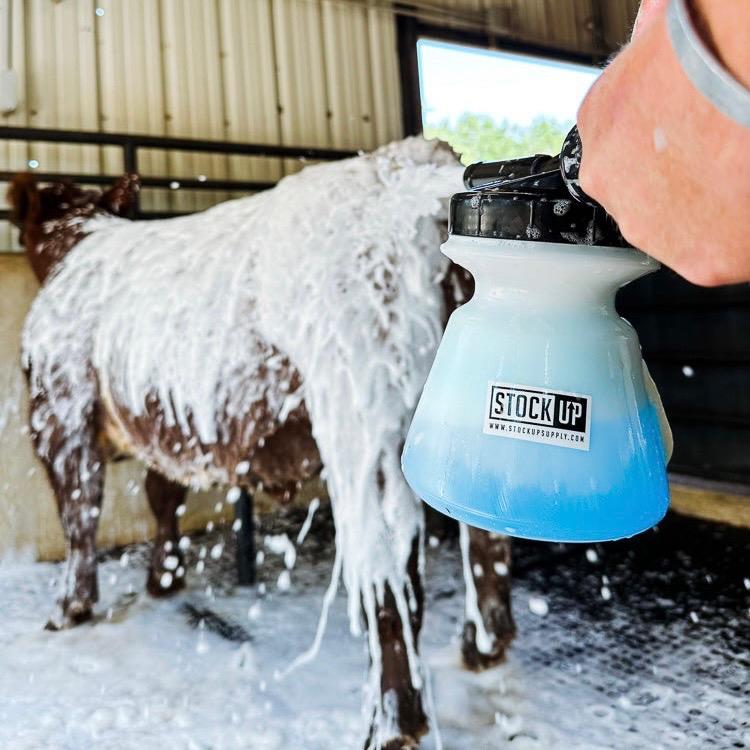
[0,125,357,220]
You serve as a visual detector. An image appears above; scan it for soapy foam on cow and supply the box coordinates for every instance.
[22,137,464,739]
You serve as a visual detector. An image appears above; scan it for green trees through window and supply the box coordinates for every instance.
[423,113,571,166]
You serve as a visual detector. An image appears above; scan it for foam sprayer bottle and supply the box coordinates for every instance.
[402,128,671,543]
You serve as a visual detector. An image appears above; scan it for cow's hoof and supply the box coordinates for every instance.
[45,601,93,630]
[365,711,426,750]
[146,567,186,598]
[381,736,420,750]
[461,619,515,671]
[365,713,426,749]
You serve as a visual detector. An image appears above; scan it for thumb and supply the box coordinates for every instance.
[632,0,667,39]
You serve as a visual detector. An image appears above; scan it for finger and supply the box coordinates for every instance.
[632,0,667,40]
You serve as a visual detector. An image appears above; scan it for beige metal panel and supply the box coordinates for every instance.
[523,0,578,50]
[322,0,376,150]
[24,0,60,174]
[602,0,638,48]
[569,0,591,51]
[273,0,331,173]
[218,0,283,183]
[515,0,550,45]
[0,0,29,251]
[26,0,100,173]
[367,6,403,145]
[412,0,606,55]
[159,0,229,213]
[96,0,170,211]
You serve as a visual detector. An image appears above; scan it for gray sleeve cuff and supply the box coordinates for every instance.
[666,0,750,128]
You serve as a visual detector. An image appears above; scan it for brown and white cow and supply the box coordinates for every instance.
[8,138,514,749]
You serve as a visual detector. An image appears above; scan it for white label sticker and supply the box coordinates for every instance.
[483,382,591,451]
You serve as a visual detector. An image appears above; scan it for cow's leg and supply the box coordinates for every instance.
[31,400,105,630]
[460,524,515,670]
[364,534,427,750]
[144,469,187,596]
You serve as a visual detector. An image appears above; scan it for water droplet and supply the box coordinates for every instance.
[528,595,549,616]
[277,570,291,591]
[493,561,508,576]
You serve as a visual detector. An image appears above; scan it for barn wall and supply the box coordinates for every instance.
[0,0,405,246]
[0,0,639,248]
[414,0,639,54]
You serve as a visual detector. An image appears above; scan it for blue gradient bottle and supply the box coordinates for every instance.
[402,135,671,542]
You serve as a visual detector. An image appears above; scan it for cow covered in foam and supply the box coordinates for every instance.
[9,138,515,749]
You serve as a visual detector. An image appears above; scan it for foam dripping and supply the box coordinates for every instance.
[22,136,464,744]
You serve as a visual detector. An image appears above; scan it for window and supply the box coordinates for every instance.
[416,39,600,165]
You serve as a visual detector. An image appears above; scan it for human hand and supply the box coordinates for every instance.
[577,0,750,286]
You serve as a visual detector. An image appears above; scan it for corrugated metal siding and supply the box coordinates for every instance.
[323,0,376,151]
[96,0,170,210]
[1,0,637,249]
[0,0,28,249]
[218,0,283,183]
[601,0,640,50]
[0,0,406,244]
[409,0,638,55]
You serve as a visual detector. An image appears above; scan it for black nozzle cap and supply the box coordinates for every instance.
[449,189,628,246]
[450,126,629,247]
[463,154,560,192]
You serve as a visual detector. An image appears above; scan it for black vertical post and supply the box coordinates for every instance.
[122,140,140,219]
[396,13,423,137]
[235,488,256,585]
